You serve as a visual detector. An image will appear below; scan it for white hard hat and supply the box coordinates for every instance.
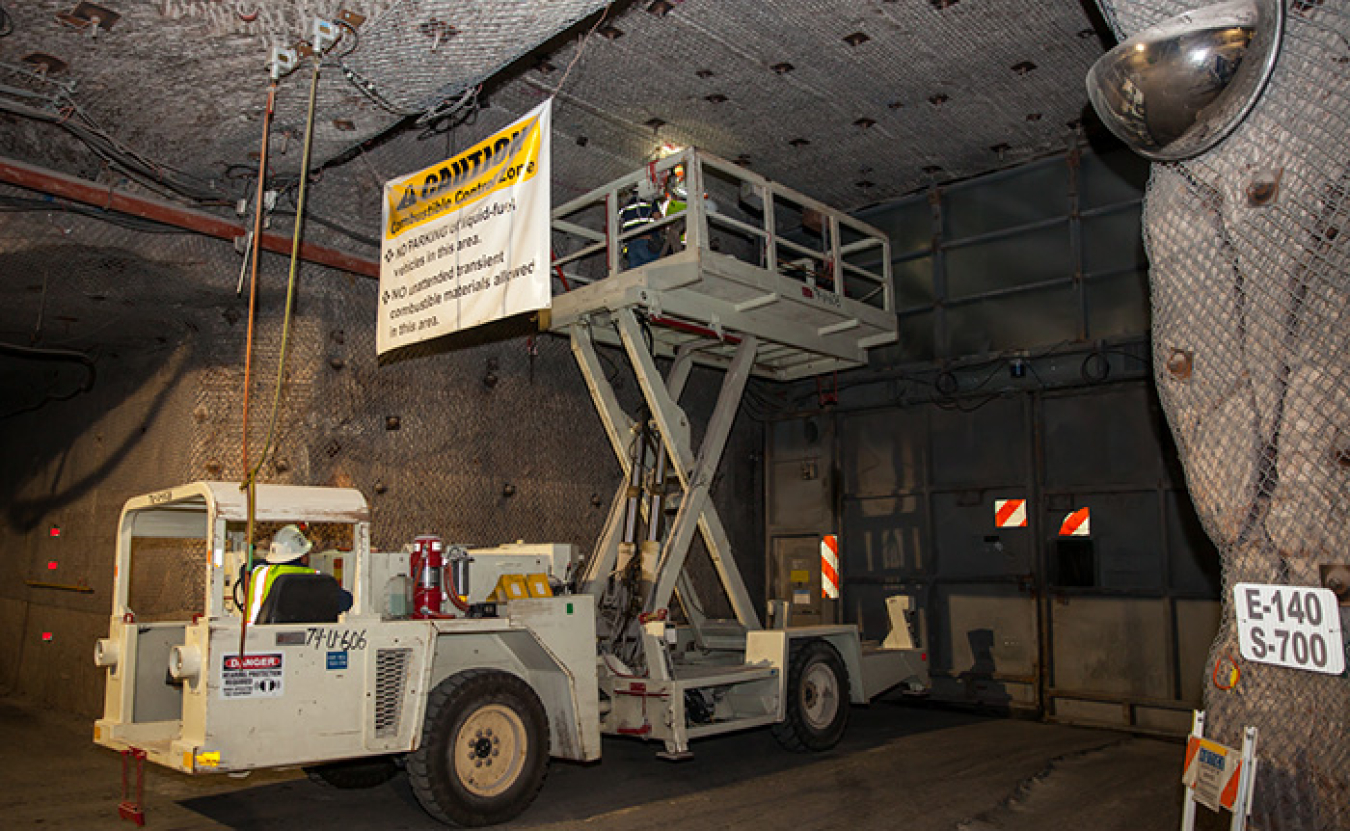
[266,524,313,564]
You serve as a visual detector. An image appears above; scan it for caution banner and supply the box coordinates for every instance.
[377,99,552,354]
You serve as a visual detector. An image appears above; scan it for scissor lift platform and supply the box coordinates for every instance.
[547,148,896,381]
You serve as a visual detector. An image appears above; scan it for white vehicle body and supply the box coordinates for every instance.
[94,481,600,776]
[94,150,929,826]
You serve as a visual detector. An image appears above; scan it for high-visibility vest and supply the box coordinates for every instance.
[620,199,659,237]
[661,195,687,246]
[247,563,319,623]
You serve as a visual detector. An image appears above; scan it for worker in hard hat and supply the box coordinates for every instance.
[245,524,350,623]
[658,164,716,254]
[659,164,688,255]
[619,186,662,269]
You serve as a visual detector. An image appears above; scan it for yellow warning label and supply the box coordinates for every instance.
[790,569,811,585]
[195,751,221,768]
[385,115,544,238]
[525,573,553,598]
[491,574,530,602]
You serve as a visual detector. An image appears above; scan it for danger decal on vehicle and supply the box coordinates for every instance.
[221,653,284,699]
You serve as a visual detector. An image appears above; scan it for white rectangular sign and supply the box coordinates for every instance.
[1233,583,1345,675]
[221,653,285,699]
[377,99,552,354]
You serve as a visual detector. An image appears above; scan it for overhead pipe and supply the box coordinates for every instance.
[0,156,378,278]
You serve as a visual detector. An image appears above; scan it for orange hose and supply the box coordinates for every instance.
[239,82,275,658]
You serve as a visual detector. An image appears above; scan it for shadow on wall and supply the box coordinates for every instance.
[0,346,192,532]
[958,628,1013,714]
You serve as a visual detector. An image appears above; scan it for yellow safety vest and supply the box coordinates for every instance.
[247,564,318,623]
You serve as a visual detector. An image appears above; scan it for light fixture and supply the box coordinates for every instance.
[1085,0,1284,161]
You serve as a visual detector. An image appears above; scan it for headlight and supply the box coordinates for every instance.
[169,644,202,681]
[94,638,120,668]
[1085,0,1284,160]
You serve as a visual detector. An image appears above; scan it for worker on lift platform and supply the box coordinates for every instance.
[619,187,662,269]
[246,524,351,623]
[659,164,688,254]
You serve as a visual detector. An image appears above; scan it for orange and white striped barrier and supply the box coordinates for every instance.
[1059,507,1090,537]
[994,499,1027,528]
[820,534,840,600]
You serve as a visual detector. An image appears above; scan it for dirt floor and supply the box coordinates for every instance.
[0,695,1194,830]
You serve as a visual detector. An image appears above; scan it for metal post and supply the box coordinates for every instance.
[570,322,633,598]
[571,319,716,628]
[645,332,758,617]
[1230,726,1259,831]
[1180,710,1205,831]
[685,149,704,253]
[612,310,761,627]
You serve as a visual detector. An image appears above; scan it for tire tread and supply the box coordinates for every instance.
[408,669,549,827]
[771,639,850,753]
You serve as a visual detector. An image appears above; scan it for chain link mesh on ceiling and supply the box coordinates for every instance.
[488,0,1108,212]
[0,1,1112,230]
[1097,2,1350,828]
[344,0,609,113]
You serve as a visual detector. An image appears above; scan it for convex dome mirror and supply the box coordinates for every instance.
[1086,0,1284,160]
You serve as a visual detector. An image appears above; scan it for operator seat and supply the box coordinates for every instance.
[255,573,347,624]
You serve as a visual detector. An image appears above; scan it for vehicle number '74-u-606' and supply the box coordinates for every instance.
[1233,583,1345,675]
[305,628,367,651]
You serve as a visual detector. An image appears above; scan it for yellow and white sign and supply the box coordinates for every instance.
[1182,736,1242,813]
[377,99,552,354]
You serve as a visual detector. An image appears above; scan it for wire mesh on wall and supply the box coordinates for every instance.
[1097,2,1350,828]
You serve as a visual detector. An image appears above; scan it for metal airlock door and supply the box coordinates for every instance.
[771,536,829,626]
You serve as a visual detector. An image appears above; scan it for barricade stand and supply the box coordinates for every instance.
[1181,710,1258,831]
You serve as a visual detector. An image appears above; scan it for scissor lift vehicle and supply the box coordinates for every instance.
[548,148,924,757]
[93,149,927,827]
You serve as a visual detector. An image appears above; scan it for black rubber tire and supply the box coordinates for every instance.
[408,670,549,827]
[304,756,400,789]
[771,639,850,752]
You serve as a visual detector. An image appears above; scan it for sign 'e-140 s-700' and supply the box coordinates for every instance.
[1233,583,1345,675]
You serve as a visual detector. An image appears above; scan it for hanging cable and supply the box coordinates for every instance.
[239,57,321,656]
[0,341,96,419]
[549,6,610,96]
[238,79,277,636]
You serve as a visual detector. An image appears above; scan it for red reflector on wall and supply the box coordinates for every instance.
[921,652,928,662]
[41,632,53,641]
[47,561,58,570]
[49,526,61,537]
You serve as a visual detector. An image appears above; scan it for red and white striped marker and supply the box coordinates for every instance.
[821,534,840,600]
[1059,507,1091,537]
[994,499,1027,528]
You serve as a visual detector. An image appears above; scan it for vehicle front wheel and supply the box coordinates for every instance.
[408,670,549,827]
[771,639,850,752]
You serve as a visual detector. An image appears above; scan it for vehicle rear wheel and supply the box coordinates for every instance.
[771,639,850,752]
[408,670,549,827]
[304,755,400,789]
